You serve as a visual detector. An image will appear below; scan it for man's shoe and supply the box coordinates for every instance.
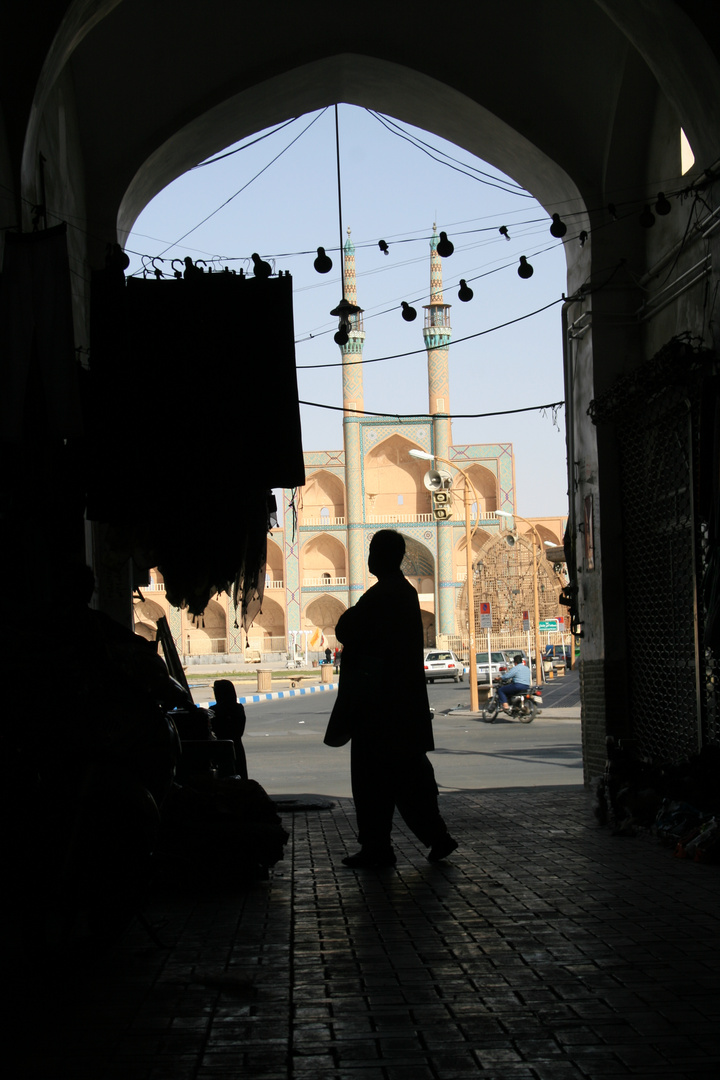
[428,834,459,863]
[342,849,396,868]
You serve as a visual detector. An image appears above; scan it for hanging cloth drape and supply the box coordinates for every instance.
[87,267,305,620]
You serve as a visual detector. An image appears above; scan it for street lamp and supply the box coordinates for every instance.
[497,510,548,685]
[409,449,480,712]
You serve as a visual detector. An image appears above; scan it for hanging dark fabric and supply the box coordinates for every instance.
[86,267,305,620]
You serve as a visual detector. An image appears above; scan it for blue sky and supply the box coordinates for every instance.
[126,105,569,518]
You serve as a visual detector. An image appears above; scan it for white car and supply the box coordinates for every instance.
[424,650,464,683]
[475,651,508,684]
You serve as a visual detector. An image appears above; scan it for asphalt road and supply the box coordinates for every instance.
[213,672,582,798]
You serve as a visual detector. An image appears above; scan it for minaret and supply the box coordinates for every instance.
[423,226,455,637]
[340,229,366,606]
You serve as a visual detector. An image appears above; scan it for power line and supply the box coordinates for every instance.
[298,398,565,419]
[296,297,565,369]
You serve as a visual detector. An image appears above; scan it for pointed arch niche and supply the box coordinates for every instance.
[185,598,227,654]
[265,536,284,587]
[133,597,167,640]
[365,434,429,520]
[522,522,561,547]
[249,594,285,647]
[462,463,499,516]
[301,533,347,585]
[304,595,347,641]
[300,470,345,525]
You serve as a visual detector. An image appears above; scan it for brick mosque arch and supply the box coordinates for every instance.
[250,594,285,646]
[186,598,227,654]
[304,595,346,640]
[301,533,347,580]
[464,463,499,515]
[266,536,284,584]
[364,434,429,518]
[132,597,166,638]
[300,470,345,522]
[398,532,435,583]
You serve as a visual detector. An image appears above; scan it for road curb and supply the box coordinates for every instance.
[195,682,339,708]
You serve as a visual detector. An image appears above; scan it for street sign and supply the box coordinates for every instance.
[539,618,559,631]
[479,601,492,629]
[522,609,530,632]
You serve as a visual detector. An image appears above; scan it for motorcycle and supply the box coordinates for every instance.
[482,679,543,723]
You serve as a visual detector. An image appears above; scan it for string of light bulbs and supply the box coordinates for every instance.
[297,398,565,420]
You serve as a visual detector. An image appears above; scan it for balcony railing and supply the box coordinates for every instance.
[366,513,434,524]
[302,576,347,587]
[298,510,503,528]
[265,578,284,589]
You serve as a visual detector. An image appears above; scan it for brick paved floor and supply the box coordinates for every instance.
[10,786,719,1080]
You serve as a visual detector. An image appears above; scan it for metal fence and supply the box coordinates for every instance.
[589,338,718,761]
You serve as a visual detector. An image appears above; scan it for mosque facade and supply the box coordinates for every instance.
[134,230,567,659]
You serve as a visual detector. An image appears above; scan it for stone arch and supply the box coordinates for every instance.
[420,609,436,648]
[521,523,560,547]
[300,470,345,523]
[185,598,227,654]
[250,594,285,646]
[304,595,346,640]
[266,536,284,584]
[364,434,429,518]
[132,597,166,638]
[464,464,499,515]
[400,533,435,584]
[301,533,347,581]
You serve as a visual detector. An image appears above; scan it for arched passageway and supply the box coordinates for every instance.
[3,3,720,780]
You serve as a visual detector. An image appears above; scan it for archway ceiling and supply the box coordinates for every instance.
[402,535,434,579]
[42,0,676,239]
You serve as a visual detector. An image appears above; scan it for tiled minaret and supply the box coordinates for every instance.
[340,229,366,605]
[423,226,455,635]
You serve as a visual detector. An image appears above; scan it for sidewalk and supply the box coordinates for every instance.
[13,785,719,1079]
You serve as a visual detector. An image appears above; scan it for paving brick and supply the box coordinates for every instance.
[8,787,720,1080]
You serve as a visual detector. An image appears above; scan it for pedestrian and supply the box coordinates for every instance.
[324,646,332,665]
[324,529,458,867]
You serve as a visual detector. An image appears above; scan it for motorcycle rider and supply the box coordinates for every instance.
[497,653,531,712]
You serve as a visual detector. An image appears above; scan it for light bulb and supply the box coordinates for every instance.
[436,231,454,257]
[550,213,567,238]
[458,280,473,302]
[517,256,534,279]
[639,205,656,228]
[251,253,271,278]
[401,301,417,322]
[655,192,671,216]
[314,247,332,273]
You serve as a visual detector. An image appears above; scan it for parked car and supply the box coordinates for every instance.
[501,649,530,668]
[475,651,508,684]
[543,644,571,669]
[424,650,464,683]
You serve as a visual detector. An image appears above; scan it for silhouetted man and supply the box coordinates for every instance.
[324,529,458,867]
